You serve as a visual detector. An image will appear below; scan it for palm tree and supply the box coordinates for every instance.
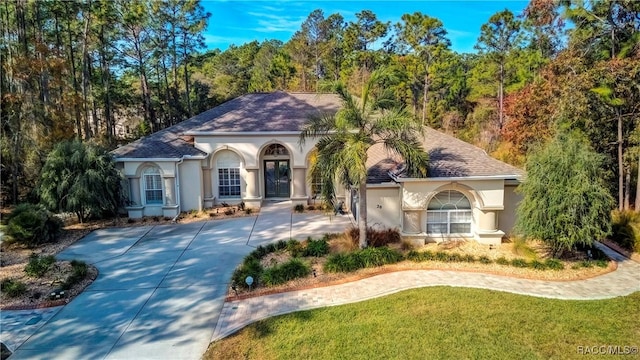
[300,69,429,248]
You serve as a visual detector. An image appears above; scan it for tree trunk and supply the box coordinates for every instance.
[635,155,640,211]
[358,182,368,249]
[99,26,113,141]
[624,164,631,211]
[183,40,192,117]
[422,73,428,125]
[618,111,624,211]
[498,62,504,130]
[81,2,92,138]
[66,9,82,139]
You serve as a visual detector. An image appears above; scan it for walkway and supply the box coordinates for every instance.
[211,242,640,342]
[1,201,353,360]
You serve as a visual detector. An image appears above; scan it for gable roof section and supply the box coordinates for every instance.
[367,127,524,183]
[112,92,342,159]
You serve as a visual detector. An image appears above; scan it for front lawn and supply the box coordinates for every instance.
[206,287,640,360]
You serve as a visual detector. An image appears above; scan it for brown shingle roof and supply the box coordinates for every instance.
[112,92,341,159]
[366,127,524,183]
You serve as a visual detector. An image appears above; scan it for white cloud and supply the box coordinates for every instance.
[247,11,305,33]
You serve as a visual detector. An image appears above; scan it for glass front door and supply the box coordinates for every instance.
[264,160,290,198]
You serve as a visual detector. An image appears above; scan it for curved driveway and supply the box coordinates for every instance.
[6,201,353,360]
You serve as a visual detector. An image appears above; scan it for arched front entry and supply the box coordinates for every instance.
[262,143,291,198]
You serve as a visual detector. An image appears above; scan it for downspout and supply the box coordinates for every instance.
[172,157,184,223]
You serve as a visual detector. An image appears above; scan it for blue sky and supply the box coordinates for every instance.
[201,1,530,54]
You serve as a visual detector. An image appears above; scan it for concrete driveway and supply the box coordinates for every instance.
[6,201,353,359]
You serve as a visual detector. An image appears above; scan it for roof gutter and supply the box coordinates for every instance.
[388,172,523,182]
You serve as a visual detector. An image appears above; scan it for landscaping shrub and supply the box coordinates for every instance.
[231,257,264,289]
[294,204,305,213]
[286,239,303,257]
[347,227,401,247]
[400,240,414,251]
[261,259,311,286]
[245,208,253,215]
[1,278,27,297]
[303,238,330,257]
[496,257,510,265]
[224,209,233,215]
[511,259,529,268]
[529,260,547,270]
[462,254,476,263]
[325,247,403,273]
[357,247,404,268]
[478,255,492,264]
[407,250,434,262]
[435,251,451,262]
[307,205,315,211]
[448,253,464,262]
[24,254,56,277]
[544,258,564,270]
[610,210,640,253]
[62,260,88,290]
[512,237,537,259]
[6,204,63,247]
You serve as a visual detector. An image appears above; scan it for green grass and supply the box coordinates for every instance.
[206,288,640,360]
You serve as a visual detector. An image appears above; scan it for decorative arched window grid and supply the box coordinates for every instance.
[217,151,241,198]
[264,143,289,156]
[426,190,472,235]
[143,167,163,205]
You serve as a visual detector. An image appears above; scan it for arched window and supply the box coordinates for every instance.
[143,167,163,205]
[217,151,241,198]
[264,143,288,156]
[426,190,472,235]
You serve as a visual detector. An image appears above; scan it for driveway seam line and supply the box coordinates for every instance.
[103,222,207,360]
[90,226,157,266]
[245,212,260,247]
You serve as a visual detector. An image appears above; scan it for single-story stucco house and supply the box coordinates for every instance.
[113,91,524,245]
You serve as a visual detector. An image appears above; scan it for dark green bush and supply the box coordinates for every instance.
[511,259,529,268]
[406,250,435,262]
[261,259,311,286]
[1,278,27,297]
[61,260,89,290]
[496,257,510,265]
[294,204,305,213]
[24,254,56,277]
[6,204,63,247]
[324,247,403,273]
[357,247,403,268]
[324,253,361,273]
[462,254,476,263]
[448,253,464,262]
[231,257,264,289]
[595,259,609,268]
[529,259,547,270]
[478,256,492,264]
[303,238,330,257]
[435,251,451,262]
[544,258,564,270]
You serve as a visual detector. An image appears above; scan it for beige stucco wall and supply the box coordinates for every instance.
[401,179,505,210]
[179,159,204,212]
[498,184,521,238]
[193,134,318,168]
[366,186,402,230]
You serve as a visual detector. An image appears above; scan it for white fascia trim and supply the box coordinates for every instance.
[366,182,400,188]
[389,173,522,182]
[186,131,303,136]
[116,154,208,162]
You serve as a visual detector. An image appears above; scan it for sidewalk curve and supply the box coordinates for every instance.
[211,242,640,342]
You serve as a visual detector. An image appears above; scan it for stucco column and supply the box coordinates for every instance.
[478,210,497,231]
[245,169,259,198]
[403,211,421,234]
[203,169,212,199]
[292,168,306,197]
[129,177,141,206]
[163,177,175,205]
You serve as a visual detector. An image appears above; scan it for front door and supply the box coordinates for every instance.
[264,160,290,198]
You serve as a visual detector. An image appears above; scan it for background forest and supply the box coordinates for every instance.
[1,0,639,214]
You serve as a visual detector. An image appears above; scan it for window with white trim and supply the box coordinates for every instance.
[426,190,472,235]
[217,151,241,198]
[143,167,163,205]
